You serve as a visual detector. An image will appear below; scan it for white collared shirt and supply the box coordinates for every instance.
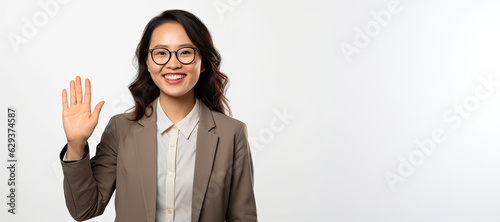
[156,97,199,222]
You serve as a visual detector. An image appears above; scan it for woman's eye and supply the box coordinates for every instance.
[155,50,168,56]
[180,50,191,55]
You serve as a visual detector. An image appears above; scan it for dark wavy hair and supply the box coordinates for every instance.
[128,9,231,121]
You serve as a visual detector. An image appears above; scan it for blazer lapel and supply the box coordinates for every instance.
[135,98,158,222]
[191,100,219,222]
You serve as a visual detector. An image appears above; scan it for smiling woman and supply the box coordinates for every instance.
[145,22,204,118]
[59,9,257,222]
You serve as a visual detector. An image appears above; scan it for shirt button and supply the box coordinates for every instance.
[170,144,174,148]
[169,172,174,176]
[167,208,172,214]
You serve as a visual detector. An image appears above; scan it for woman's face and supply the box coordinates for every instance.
[146,22,204,100]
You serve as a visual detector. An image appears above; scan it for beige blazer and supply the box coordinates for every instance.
[60,97,257,222]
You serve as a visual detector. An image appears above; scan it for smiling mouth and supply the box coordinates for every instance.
[163,74,186,80]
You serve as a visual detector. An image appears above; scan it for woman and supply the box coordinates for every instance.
[59,9,257,222]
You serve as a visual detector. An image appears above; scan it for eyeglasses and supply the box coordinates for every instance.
[148,47,198,65]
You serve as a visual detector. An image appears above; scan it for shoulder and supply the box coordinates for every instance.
[212,111,245,127]
[210,111,247,137]
[104,112,139,133]
[109,112,135,124]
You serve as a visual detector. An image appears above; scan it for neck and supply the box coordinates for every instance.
[158,91,196,125]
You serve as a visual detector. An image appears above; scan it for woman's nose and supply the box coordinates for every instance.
[166,56,181,69]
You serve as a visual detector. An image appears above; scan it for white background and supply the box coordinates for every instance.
[2,0,500,221]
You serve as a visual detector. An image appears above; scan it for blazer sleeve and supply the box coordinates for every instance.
[226,122,258,222]
[59,115,118,221]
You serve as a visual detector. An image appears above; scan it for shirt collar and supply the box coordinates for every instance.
[156,97,200,139]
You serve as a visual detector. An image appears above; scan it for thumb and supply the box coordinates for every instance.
[91,101,105,122]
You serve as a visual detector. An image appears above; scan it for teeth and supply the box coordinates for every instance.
[164,74,186,80]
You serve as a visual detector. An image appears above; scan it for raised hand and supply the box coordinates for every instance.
[62,76,105,161]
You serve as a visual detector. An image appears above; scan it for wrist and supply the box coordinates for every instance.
[66,140,86,161]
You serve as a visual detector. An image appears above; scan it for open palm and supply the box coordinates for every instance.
[62,76,104,157]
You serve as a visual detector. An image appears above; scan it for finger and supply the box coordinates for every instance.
[84,78,91,105]
[70,80,76,105]
[75,76,82,104]
[91,101,105,122]
[62,89,68,110]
